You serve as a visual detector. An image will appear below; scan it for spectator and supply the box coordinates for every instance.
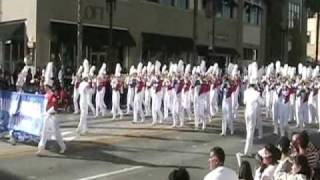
[238,161,253,180]
[295,131,319,169]
[204,146,238,180]
[275,155,311,180]
[168,168,190,180]
[274,136,292,177]
[254,144,280,180]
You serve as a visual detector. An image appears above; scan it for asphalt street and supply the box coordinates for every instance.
[0,109,319,180]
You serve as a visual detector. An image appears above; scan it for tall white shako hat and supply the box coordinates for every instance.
[184,64,191,77]
[155,60,161,75]
[44,62,54,87]
[89,66,96,78]
[136,62,143,76]
[16,64,30,88]
[98,63,107,78]
[76,65,83,77]
[249,62,258,84]
[115,63,122,77]
[129,65,136,76]
[200,60,206,76]
[177,59,184,76]
[82,59,90,79]
[161,64,167,75]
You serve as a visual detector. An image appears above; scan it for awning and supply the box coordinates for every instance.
[0,20,25,41]
[197,45,239,56]
[50,22,136,47]
[142,32,194,51]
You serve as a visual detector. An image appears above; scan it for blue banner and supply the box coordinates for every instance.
[0,91,45,143]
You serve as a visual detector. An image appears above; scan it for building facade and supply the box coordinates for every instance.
[0,0,266,73]
[307,13,319,62]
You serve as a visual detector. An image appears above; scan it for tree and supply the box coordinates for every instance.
[305,0,320,62]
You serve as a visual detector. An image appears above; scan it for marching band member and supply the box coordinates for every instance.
[243,77,262,156]
[144,62,153,116]
[193,66,201,129]
[76,60,90,135]
[133,63,145,123]
[296,81,309,128]
[72,66,82,114]
[182,64,192,122]
[210,63,221,118]
[197,71,211,130]
[111,63,124,120]
[277,81,292,136]
[95,63,107,117]
[37,62,66,155]
[87,64,96,115]
[163,64,173,121]
[151,61,164,125]
[221,75,234,136]
[126,65,136,114]
[172,62,184,127]
[308,82,318,125]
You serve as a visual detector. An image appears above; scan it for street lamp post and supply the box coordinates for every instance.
[77,0,83,68]
[106,0,116,64]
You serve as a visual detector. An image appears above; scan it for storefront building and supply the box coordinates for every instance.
[0,0,266,73]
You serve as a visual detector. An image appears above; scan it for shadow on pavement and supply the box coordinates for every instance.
[41,141,205,170]
[0,169,25,180]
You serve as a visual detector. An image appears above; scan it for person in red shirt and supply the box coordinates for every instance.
[37,62,66,156]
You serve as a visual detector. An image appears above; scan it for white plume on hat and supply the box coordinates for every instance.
[177,60,184,74]
[147,61,152,74]
[298,63,303,75]
[227,63,234,75]
[184,64,191,76]
[115,63,122,77]
[312,66,319,79]
[302,66,307,80]
[171,63,178,74]
[44,62,54,87]
[162,64,167,74]
[232,64,238,77]
[76,66,83,77]
[249,62,258,84]
[98,63,106,77]
[155,61,161,75]
[129,65,136,75]
[137,62,143,75]
[82,59,90,78]
[206,66,214,75]
[275,61,281,74]
[200,60,206,75]
[192,66,197,75]
[142,66,147,75]
[213,63,219,75]
[89,66,96,77]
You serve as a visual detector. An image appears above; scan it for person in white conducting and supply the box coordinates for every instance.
[204,146,238,180]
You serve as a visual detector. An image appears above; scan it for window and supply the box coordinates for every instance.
[243,2,262,25]
[146,0,188,9]
[243,48,258,60]
[288,2,300,28]
[176,0,189,9]
[203,0,236,19]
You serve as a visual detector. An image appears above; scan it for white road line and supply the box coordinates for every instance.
[77,166,144,180]
[61,131,73,136]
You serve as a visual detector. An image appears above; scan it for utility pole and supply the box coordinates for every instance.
[316,12,320,62]
[77,0,83,68]
[211,0,216,59]
[192,0,198,64]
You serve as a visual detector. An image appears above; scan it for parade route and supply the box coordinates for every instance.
[0,110,319,180]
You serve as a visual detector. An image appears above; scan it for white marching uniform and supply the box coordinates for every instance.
[133,77,145,123]
[95,77,107,117]
[221,81,234,136]
[197,79,210,130]
[172,77,184,127]
[77,80,90,134]
[182,78,192,121]
[126,76,135,114]
[296,87,308,128]
[308,87,318,124]
[210,78,221,118]
[38,91,66,154]
[277,86,291,136]
[72,77,80,113]
[243,86,261,155]
[144,77,152,116]
[111,77,123,120]
[163,78,173,121]
[151,76,164,125]
[87,79,96,115]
